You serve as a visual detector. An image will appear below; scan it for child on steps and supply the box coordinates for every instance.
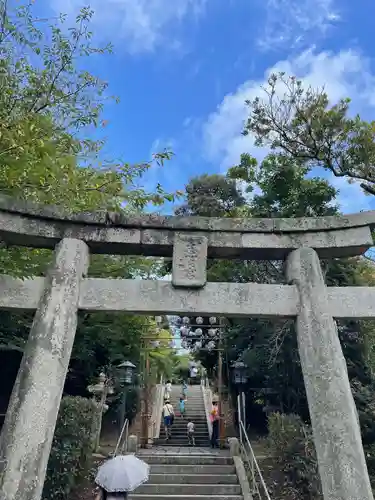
[187,420,195,446]
[179,397,186,418]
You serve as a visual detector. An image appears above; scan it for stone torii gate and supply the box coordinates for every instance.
[0,196,375,500]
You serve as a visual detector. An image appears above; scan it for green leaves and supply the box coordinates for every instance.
[175,173,245,217]
[42,396,97,500]
[0,1,180,277]
[243,72,375,196]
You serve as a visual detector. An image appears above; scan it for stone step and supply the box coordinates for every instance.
[173,408,206,411]
[163,424,208,428]
[158,436,210,441]
[167,430,208,434]
[162,434,209,439]
[130,496,242,500]
[160,430,208,435]
[136,484,242,495]
[149,474,238,484]
[170,396,203,399]
[176,420,206,423]
[171,398,204,401]
[140,455,233,465]
[173,401,204,404]
[171,407,206,411]
[156,443,211,448]
[166,426,208,431]
[161,434,209,438]
[158,442,211,447]
[149,464,236,475]
[163,424,207,428]
[171,397,203,399]
[171,415,206,417]
[171,416,207,420]
[169,424,207,428]
[161,433,209,438]
[171,394,203,397]
[169,427,207,430]
[168,421,207,425]
[169,423,207,427]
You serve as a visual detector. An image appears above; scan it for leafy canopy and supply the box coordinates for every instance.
[243,72,375,196]
[0,1,181,277]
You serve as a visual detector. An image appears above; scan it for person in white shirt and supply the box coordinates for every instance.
[163,399,174,440]
[187,420,195,446]
[165,380,172,401]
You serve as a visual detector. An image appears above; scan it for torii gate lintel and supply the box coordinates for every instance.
[0,196,374,500]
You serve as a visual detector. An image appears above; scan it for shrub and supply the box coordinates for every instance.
[268,412,322,499]
[42,396,98,500]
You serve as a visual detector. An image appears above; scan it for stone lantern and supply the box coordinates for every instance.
[231,360,248,386]
[116,361,136,432]
[117,360,136,386]
[231,360,248,429]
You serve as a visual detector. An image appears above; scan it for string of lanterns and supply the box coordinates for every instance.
[176,316,221,352]
[148,315,223,352]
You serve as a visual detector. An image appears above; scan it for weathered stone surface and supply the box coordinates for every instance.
[127,435,138,453]
[232,455,253,500]
[228,437,240,457]
[1,193,375,232]
[2,275,375,320]
[286,247,373,500]
[240,225,373,259]
[79,279,298,317]
[327,286,375,319]
[0,238,89,500]
[0,276,45,310]
[172,233,208,288]
[0,195,373,260]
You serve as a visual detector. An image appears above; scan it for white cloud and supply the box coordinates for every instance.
[202,49,375,212]
[258,0,340,51]
[54,0,207,53]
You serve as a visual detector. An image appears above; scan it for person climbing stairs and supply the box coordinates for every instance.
[161,384,210,447]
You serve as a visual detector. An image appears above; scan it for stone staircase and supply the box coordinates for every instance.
[129,453,243,500]
[158,384,210,447]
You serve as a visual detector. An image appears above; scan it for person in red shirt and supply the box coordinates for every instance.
[210,401,219,448]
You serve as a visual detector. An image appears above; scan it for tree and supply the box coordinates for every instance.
[175,174,245,216]
[176,168,375,444]
[242,72,375,196]
[0,1,180,278]
[173,353,192,381]
[229,153,338,218]
[0,2,179,405]
[148,325,178,382]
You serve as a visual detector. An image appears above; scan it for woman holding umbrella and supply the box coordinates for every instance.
[95,488,127,499]
[94,454,149,499]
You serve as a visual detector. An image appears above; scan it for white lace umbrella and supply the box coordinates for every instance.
[95,455,149,492]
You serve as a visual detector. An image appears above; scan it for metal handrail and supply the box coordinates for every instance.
[153,379,165,439]
[201,376,213,437]
[239,420,271,500]
[114,418,129,456]
[237,393,271,500]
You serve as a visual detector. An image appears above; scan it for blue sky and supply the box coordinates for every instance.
[39,0,375,214]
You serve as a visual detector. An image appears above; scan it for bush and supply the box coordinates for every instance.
[268,413,322,499]
[42,396,98,500]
